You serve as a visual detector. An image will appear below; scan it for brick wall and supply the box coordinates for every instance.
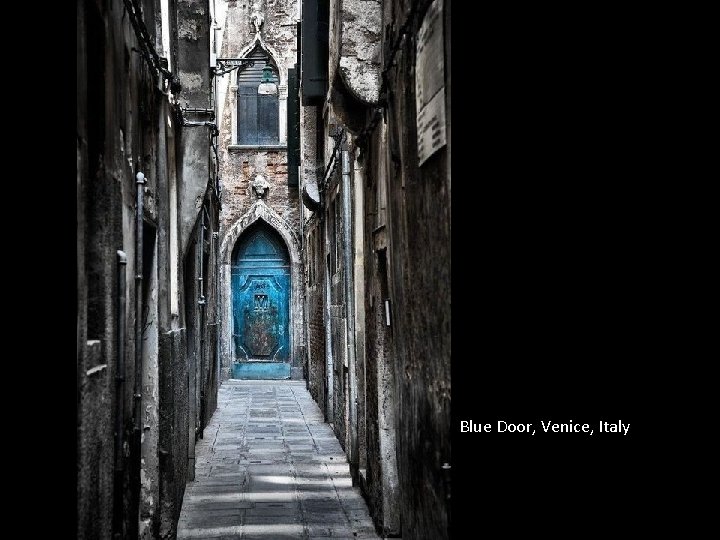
[305,218,326,404]
[219,148,300,234]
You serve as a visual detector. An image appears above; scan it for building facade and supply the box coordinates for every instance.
[77,0,220,537]
[216,0,306,381]
[298,0,451,537]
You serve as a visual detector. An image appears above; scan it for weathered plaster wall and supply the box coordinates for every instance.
[300,0,450,538]
[359,120,401,536]
[371,1,451,538]
[77,1,219,538]
[177,0,213,253]
[329,0,381,104]
[78,1,159,536]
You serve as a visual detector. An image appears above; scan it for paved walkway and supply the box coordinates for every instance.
[177,380,380,539]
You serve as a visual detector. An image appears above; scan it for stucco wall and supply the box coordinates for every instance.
[77,1,219,537]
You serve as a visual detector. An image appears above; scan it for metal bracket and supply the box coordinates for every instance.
[213,58,259,77]
[182,107,215,119]
[179,107,218,135]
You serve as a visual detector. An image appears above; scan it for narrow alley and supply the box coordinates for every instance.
[77,0,450,538]
[177,381,378,539]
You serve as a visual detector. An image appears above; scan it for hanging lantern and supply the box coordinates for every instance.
[257,65,278,95]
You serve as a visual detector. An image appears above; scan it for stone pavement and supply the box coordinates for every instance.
[177,380,381,539]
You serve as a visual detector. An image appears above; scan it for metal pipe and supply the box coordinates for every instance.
[324,248,334,421]
[198,210,206,432]
[300,163,307,389]
[212,138,220,200]
[198,209,206,306]
[133,172,146,435]
[113,250,127,539]
[213,231,220,388]
[341,150,358,470]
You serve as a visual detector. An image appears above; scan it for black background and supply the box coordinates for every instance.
[449,3,668,536]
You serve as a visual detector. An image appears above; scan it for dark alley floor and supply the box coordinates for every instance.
[177,380,381,539]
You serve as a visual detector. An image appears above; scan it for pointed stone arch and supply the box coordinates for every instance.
[219,201,304,379]
[236,36,285,87]
[229,37,289,145]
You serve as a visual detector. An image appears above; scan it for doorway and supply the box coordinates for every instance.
[231,220,291,378]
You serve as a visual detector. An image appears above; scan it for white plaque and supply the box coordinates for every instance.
[415,0,446,166]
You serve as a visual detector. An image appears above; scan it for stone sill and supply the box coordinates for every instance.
[228,144,287,152]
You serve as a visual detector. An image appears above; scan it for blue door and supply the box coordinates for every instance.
[231,221,291,379]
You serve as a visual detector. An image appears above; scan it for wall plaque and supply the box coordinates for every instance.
[415,0,446,166]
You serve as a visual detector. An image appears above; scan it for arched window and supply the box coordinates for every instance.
[237,46,279,145]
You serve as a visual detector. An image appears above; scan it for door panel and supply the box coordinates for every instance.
[231,222,291,377]
[235,274,289,359]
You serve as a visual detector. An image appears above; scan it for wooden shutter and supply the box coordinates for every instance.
[287,67,300,186]
[238,85,258,145]
[258,94,279,145]
[301,0,329,105]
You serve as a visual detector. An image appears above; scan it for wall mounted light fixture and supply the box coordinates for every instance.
[257,65,278,95]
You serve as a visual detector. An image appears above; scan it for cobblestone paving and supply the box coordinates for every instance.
[177,380,381,539]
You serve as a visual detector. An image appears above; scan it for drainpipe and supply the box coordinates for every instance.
[213,230,220,388]
[113,250,127,539]
[198,208,207,433]
[324,247,334,421]
[199,208,206,306]
[133,172,146,438]
[299,162,306,386]
[341,149,358,471]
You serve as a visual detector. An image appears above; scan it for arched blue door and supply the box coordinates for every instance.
[231,221,291,379]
